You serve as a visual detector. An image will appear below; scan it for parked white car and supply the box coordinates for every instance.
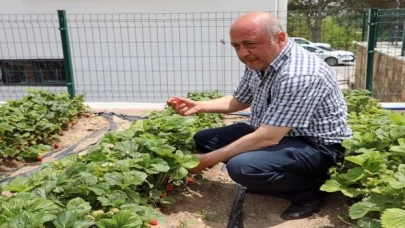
[300,44,355,66]
[290,37,332,49]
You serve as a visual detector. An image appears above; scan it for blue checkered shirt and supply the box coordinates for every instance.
[233,39,353,145]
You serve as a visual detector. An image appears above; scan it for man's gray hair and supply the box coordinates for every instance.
[257,15,284,41]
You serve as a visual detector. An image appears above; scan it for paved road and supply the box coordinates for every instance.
[331,63,355,90]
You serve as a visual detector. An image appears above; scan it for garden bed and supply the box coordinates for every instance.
[0,109,353,228]
[1,89,404,228]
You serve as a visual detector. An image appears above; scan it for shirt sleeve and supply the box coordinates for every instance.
[232,67,253,104]
[261,75,329,128]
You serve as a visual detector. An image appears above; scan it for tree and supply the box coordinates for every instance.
[288,0,397,42]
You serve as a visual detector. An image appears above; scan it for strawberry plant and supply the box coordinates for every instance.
[321,89,405,228]
[0,90,224,228]
[187,89,222,101]
[0,89,90,162]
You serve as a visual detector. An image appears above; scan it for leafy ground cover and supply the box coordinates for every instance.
[0,89,90,162]
[321,89,405,228]
[0,90,224,228]
[1,89,404,228]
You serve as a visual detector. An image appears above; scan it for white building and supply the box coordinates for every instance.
[0,0,288,102]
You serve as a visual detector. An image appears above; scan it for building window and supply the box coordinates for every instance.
[0,59,66,85]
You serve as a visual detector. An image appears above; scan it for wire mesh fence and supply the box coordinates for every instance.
[352,8,405,102]
[0,8,404,103]
[286,9,366,92]
[0,14,67,100]
[65,12,249,102]
[373,9,405,102]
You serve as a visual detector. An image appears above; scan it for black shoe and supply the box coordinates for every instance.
[280,198,321,220]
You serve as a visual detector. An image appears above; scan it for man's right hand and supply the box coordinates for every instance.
[167,96,202,116]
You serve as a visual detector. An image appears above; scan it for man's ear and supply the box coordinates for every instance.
[275,32,287,45]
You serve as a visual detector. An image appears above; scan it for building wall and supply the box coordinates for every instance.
[0,0,287,15]
[0,0,288,102]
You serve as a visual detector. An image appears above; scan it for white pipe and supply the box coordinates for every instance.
[1,101,405,111]
[380,103,405,110]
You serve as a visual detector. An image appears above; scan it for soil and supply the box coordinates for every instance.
[0,108,356,228]
[0,114,111,180]
[158,164,353,228]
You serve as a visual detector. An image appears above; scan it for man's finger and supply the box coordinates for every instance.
[168,97,181,104]
[183,108,196,116]
[175,103,184,113]
[169,101,180,110]
[178,103,186,108]
[174,96,193,105]
[180,107,190,116]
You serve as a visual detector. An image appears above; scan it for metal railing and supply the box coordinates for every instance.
[0,12,74,100]
[356,8,405,102]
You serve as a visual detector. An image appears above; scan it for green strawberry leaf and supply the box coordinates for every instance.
[349,201,380,219]
[381,208,405,228]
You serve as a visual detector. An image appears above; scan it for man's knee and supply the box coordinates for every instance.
[192,128,213,147]
[192,129,217,153]
[192,129,207,144]
[226,154,275,186]
[226,156,246,184]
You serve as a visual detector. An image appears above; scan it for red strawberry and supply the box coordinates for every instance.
[37,156,43,162]
[187,177,194,184]
[166,184,174,192]
[150,219,158,226]
[53,143,60,149]
[160,192,167,198]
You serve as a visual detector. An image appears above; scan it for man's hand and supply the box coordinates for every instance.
[188,154,217,174]
[187,124,291,174]
[167,96,202,116]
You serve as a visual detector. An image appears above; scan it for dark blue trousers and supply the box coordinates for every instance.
[193,123,344,204]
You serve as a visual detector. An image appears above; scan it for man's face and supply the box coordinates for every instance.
[230,27,284,72]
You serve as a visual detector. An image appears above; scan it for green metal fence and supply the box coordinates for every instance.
[354,8,405,102]
[0,12,75,100]
[58,10,76,97]
[0,8,404,102]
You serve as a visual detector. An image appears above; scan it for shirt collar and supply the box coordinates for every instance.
[269,38,293,72]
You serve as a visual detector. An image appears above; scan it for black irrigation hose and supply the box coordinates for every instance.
[221,164,247,228]
[227,184,247,228]
[0,112,144,184]
[96,111,148,122]
[53,126,109,160]
[53,112,146,160]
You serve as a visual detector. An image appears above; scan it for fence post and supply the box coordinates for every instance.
[365,8,378,92]
[401,19,405,56]
[362,10,368,41]
[57,10,75,98]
